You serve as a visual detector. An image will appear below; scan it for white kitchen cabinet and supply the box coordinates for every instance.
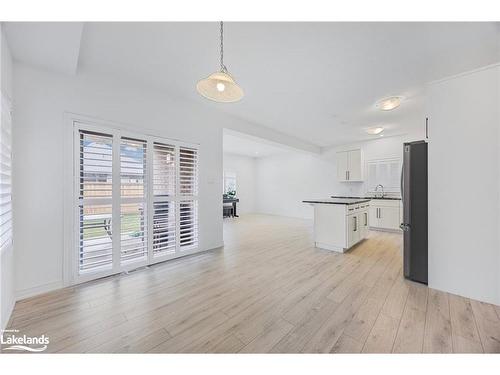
[369,199,401,231]
[348,149,363,181]
[349,210,370,248]
[378,206,400,230]
[360,209,369,239]
[336,151,349,182]
[369,205,378,227]
[307,199,369,253]
[337,149,363,182]
[347,214,359,248]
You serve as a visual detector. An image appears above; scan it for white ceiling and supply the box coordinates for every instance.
[223,130,290,158]
[4,22,84,75]
[5,22,500,147]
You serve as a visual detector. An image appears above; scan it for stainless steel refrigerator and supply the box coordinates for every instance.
[400,141,428,284]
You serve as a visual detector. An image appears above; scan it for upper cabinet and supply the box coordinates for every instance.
[337,149,363,182]
[336,150,349,181]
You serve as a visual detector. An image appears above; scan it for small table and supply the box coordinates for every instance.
[223,197,240,217]
[84,213,113,238]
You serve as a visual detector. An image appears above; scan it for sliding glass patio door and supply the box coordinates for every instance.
[74,121,198,283]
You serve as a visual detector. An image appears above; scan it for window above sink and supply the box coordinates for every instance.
[366,158,402,194]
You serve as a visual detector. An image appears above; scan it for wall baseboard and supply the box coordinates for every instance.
[14,244,225,303]
[1,298,15,330]
[15,281,63,302]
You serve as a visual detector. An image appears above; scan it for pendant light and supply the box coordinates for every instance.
[197,22,244,103]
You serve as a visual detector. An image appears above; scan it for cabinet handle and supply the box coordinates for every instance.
[379,208,382,218]
[425,117,429,139]
[345,171,348,180]
[348,171,350,180]
[354,216,357,232]
[365,212,367,226]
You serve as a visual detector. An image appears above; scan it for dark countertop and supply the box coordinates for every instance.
[331,195,401,201]
[303,198,371,205]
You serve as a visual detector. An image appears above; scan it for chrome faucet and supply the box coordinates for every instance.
[374,184,385,198]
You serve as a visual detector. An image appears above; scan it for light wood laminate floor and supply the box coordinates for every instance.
[4,214,500,353]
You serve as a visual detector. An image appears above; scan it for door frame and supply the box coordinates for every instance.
[63,113,199,287]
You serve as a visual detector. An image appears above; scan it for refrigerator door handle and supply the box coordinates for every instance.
[400,165,404,203]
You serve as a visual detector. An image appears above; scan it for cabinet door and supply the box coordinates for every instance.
[348,149,363,181]
[369,207,378,228]
[361,210,369,238]
[378,206,400,230]
[336,151,349,181]
[347,214,360,247]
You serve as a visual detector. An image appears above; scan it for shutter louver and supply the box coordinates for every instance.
[78,131,113,273]
[179,200,198,250]
[0,95,12,251]
[152,142,176,257]
[179,146,198,250]
[179,146,198,196]
[120,138,147,264]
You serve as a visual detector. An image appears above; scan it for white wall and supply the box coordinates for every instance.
[427,64,500,305]
[12,64,267,299]
[1,24,15,329]
[256,151,334,219]
[223,153,256,214]
[256,132,424,219]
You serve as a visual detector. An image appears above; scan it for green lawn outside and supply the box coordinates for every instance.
[83,213,143,240]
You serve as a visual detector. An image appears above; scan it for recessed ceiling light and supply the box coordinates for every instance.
[375,96,403,111]
[366,127,384,135]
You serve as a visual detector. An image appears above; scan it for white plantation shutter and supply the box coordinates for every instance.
[74,122,199,281]
[179,146,198,250]
[120,138,147,264]
[152,142,176,257]
[367,158,402,193]
[78,130,114,273]
[0,94,12,251]
[179,146,198,196]
[179,200,198,249]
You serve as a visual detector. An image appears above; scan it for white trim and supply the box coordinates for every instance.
[63,115,75,286]
[428,62,500,86]
[314,242,346,253]
[369,227,402,233]
[1,298,15,330]
[111,124,121,275]
[64,113,200,287]
[16,281,63,301]
[65,112,200,147]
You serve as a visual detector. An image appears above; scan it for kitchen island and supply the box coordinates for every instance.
[303,198,370,252]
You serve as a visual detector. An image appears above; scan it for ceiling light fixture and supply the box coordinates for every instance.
[375,96,403,111]
[197,22,244,103]
[366,127,384,135]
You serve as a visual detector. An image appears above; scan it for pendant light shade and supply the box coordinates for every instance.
[197,71,244,103]
[197,22,244,103]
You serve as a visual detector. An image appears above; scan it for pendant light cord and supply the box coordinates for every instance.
[220,21,228,73]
